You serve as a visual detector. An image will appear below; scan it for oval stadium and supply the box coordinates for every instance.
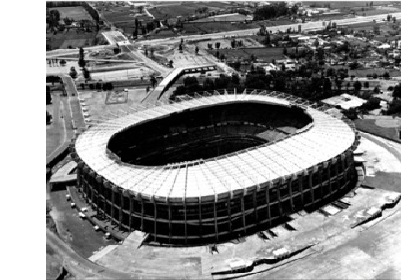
[71,89,361,245]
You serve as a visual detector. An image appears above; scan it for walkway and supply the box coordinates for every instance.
[142,64,217,104]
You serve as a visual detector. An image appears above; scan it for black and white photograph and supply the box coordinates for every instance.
[8,0,409,279]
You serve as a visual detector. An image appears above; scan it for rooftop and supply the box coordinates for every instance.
[76,93,356,202]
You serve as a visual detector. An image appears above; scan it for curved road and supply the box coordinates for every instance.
[47,229,172,279]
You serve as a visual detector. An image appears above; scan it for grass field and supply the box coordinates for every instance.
[209,47,288,63]
[54,6,92,21]
[47,29,98,50]
[349,68,401,78]
[304,1,394,9]
[149,4,202,19]
[355,119,400,142]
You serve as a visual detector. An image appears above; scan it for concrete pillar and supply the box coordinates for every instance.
[318,167,324,198]
[184,202,188,244]
[308,171,315,204]
[119,191,124,230]
[287,179,293,212]
[326,162,332,195]
[298,175,304,207]
[213,201,218,242]
[227,195,232,233]
[111,188,115,224]
[198,200,202,238]
[129,195,133,231]
[140,196,144,231]
[276,181,283,217]
[266,184,271,226]
[168,201,172,243]
[154,199,157,242]
[241,195,246,234]
[253,190,258,224]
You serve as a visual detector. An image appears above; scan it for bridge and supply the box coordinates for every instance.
[142,64,218,103]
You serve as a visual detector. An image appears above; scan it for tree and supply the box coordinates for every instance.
[264,33,271,46]
[168,60,174,68]
[363,81,370,88]
[386,98,401,115]
[393,84,401,99]
[83,68,91,80]
[360,97,381,111]
[150,76,157,88]
[353,80,362,92]
[349,61,358,70]
[78,58,86,68]
[46,86,52,105]
[69,67,78,79]
[231,74,240,85]
[335,78,343,92]
[46,111,52,124]
[232,61,241,70]
[342,108,358,120]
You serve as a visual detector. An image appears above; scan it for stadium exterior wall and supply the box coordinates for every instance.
[73,144,358,245]
[72,91,360,245]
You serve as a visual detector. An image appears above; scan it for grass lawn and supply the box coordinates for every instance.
[47,29,98,50]
[54,6,93,21]
[355,119,400,142]
[209,47,287,63]
[349,68,401,78]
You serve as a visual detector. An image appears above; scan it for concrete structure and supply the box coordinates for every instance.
[143,64,217,102]
[322,94,368,110]
[72,90,360,245]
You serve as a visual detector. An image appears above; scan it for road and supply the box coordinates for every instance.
[134,12,401,46]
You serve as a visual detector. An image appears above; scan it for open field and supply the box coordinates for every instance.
[46,29,98,50]
[355,118,400,142]
[183,18,293,35]
[196,37,263,50]
[54,6,92,21]
[209,47,288,62]
[148,2,240,19]
[148,4,203,19]
[304,1,396,9]
[349,68,401,77]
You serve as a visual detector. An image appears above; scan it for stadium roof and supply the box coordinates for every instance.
[75,93,356,202]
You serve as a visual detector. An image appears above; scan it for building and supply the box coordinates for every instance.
[322,93,368,110]
[72,91,360,245]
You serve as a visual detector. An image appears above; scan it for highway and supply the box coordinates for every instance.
[135,12,401,46]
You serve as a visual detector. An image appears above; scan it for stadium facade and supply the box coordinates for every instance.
[71,90,361,245]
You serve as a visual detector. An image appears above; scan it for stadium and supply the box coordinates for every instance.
[71,89,361,245]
